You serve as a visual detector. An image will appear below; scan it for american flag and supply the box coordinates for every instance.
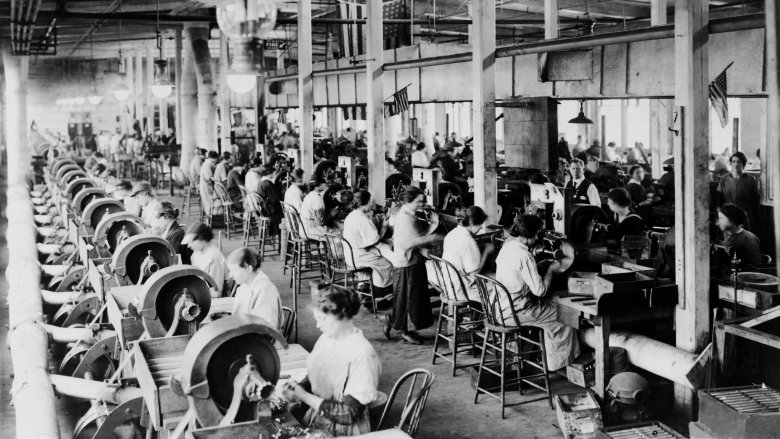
[709,65,730,128]
[393,86,409,114]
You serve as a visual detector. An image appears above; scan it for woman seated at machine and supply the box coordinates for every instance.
[494,214,580,371]
[227,247,283,329]
[605,188,646,248]
[284,168,306,211]
[257,165,283,235]
[715,203,761,272]
[434,206,493,302]
[342,190,394,296]
[300,176,338,240]
[283,283,381,436]
[183,223,227,297]
[130,181,161,227]
[625,165,656,223]
[151,201,188,262]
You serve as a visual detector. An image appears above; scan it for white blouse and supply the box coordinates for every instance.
[231,270,282,330]
[190,244,227,296]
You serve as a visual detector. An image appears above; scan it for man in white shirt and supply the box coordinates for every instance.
[411,142,430,168]
[565,158,601,206]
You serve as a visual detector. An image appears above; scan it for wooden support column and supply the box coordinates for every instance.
[544,0,559,39]
[175,29,183,142]
[620,100,628,148]
[298,0,314,175]
[767,0,780,275]
[472,0,498,221]
[135,51,144,131]
[366,0,385,203]
[652,0,668,25]
[673,0,710,416]
[219,33,231,154]
[147,42,155,132]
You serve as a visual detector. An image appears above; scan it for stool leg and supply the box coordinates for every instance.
[500,332,507,419]
[368,281,377,318]
[452,304,460,377]
[259,221,267,261]
[431,301,445,366]
[474,330,490,405]
[537,331,553,409]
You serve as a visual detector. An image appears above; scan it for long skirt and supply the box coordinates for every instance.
[350,244,394,288]
[391,263,434,332]
[511,300,580,371]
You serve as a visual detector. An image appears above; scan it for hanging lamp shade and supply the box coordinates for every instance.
[112,80,132,101]
[216,0,278,40]
[150,59,174,99]
[569,100,594,124]
[225,38,263,94]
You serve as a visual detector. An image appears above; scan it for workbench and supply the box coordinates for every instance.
[555,284,677,399]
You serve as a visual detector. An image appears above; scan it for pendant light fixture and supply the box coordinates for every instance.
[149,0,174,99]
[112,15,132,102]
[215,0,278,94]
[569,100,594,124]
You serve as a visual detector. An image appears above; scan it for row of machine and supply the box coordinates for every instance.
[32,157,309,439]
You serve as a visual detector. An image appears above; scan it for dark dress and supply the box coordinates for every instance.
[724,229,762,270]
[717,173,760,230]
[257,179,283,235]
[165,220,191,264]
[226,168,245,209]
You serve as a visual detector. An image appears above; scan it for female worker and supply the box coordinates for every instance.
[284,168,306,211]
[300,176,336,240]
[227,247,282,330]
[384,186,442,345]
[437,206,493,302]
[283,283,381,436]
[715,203,761,272]
[606,187,646,247]
[625,165,656,223]
[494,214,580,371]
[183,223,227,297]
[152,201,186,257]
[257,165,284,235]
[342,190,394,293]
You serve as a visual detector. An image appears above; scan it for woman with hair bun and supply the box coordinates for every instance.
[153,201,186,256]
[434,205,492,301]
[183,223,227,297]
[227,247,282,329]
[282,283,381,436]
[342,190,393,291]
[606,187,646,244]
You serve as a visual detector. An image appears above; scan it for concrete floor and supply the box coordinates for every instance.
[0,181,581,439]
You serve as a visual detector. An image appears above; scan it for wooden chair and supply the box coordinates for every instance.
[241,185,268,248]
[213,182,241,238]
[280,306,296,342]
[473,274,553,419]
[255,195,282,260]
[181,172,201,221]
[429,255,483,376]
[376,368,435,437]
[280,201,326,340]
[323,233,377,318]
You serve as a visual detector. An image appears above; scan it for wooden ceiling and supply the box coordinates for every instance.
[0,0,765,62]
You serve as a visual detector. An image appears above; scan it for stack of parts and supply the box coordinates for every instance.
[595,421,684,439]
[690,385,780,439]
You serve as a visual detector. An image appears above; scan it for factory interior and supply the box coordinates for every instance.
[4,0,780,438]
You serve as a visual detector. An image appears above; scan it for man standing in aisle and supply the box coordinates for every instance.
[717,151,760,231]
[565,158,601,207]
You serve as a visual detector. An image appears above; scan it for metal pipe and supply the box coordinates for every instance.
[311,66,365,78]
[580,329,711,389]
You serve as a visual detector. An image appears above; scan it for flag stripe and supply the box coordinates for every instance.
[708,68,728,129]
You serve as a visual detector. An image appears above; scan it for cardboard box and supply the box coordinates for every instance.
[554,391,603,439]
[568,272,597,297]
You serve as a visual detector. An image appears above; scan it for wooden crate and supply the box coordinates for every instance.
[566,352,595,388]
[595,421,684,439]
[554,391,603,439]
[568,272,597,297]
[106,285,145,349]
[188,421,269,439]
[594,272,655,297]
[134,335,191,430]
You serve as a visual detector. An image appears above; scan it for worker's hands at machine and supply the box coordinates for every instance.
[281,380,306,403]
[547,260,564,274]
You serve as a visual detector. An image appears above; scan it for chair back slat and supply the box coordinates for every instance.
[324,233,354,271]
[377,368,435,437]
[213,181,232,204]
[429,255,470,303]
[280,202,308,240]
[474,274,522,329]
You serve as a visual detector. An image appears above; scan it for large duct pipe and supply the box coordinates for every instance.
[580,329,711,389]
[180,37,198,171]
[184,23,218,152]
[50,375,144,405]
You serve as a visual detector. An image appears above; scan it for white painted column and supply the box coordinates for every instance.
[3,49,29,187]
[366,0,386,203]
[146,42,155,132]
[471,0,498,220]
[673,0,710,416]
[298,0,314,175]
[652,0,668,25]
[180,38,198,169]
[545,0,559,39]
[219,33,232,154]
[767,0,780,275]
[135,51,144,132]
[175,29,183,143]
[649,0,669,177]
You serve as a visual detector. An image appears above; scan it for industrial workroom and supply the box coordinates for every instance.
[3,0,780,438]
